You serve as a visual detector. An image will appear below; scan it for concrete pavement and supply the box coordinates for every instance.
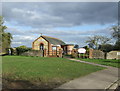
[55,59,119,90]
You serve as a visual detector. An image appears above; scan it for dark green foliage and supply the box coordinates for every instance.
[113,40,120,50]
[16,46,32,55]
[0,16,12,53]
[74,45,79,49]
[98,44,114,52]
[83,46,89,52]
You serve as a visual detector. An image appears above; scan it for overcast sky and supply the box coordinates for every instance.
[2,2,118,47]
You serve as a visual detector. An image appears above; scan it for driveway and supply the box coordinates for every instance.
[55,59,119,90]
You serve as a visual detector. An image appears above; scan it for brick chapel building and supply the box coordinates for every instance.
[32,35,74,57]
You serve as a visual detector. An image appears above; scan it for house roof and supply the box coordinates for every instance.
[42,36,66,45]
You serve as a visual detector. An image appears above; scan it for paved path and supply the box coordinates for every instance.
[55,59,119,90]
[68,58,109,68]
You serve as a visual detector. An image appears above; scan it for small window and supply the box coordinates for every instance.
[52,46,57,50]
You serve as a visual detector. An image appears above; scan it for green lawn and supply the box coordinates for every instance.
[2,56,105,89]
[78,58,120,68]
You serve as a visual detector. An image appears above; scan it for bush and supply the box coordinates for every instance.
[71,53,78,58]
[16,46,32,55]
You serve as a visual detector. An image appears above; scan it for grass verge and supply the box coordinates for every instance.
[77,58,120,68]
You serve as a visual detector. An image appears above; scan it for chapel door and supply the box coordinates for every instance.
[40,44,44,57]
[40,44,44,50]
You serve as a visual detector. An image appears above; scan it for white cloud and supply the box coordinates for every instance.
[12,42,22,44]
[2,2,117,47]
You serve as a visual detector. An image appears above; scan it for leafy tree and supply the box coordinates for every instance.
[113,40,120,50]
[98,44,114,52]
[0,16,12,53]
[83,46,89,49]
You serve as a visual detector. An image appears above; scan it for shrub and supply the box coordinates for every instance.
[16,46,32,55]
[71,53,78,58]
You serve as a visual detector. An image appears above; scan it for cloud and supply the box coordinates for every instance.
[11,35,36,47]
[2,2,118,47]
[6,27,25,35]
[3,2,118,28]
[28,26,112,36]
[8,26,112,47]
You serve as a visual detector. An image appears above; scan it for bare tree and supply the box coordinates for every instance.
[86,35,111,49]
[86,35,100,49]
[112,25,120,41]
[111,25,120,50]
[99,36,111,45]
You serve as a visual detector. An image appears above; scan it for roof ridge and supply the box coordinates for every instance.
[42,35,63,41]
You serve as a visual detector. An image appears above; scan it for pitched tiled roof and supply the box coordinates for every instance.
[42,36,66,45]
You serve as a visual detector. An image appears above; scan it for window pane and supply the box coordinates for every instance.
[52,47,56,50]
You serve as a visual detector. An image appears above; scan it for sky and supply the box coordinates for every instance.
[2,2,118,48]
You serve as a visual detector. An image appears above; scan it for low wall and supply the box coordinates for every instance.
[21,50,43,57]
[21,49,63,57]
[92,50,104,59]
[107,51,120,60]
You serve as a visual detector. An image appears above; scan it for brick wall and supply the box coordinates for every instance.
[32,37,48,50]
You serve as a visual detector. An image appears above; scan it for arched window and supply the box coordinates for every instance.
[40,43,44,50]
